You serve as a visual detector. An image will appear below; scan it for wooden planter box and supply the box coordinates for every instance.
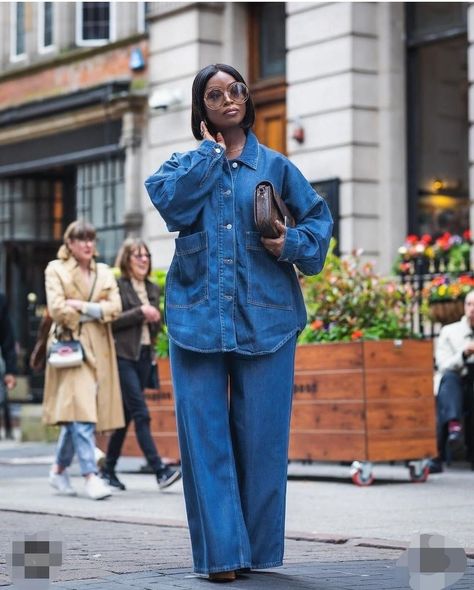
[99,340,437,478]
[290,340,437,464]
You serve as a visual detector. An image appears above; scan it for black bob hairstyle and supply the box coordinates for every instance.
[191,64,255,140]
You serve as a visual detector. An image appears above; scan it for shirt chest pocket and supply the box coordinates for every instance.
[245,231,294,310]
[167,231,209,309]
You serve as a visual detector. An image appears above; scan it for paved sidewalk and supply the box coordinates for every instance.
[0,511,473,589]
[1,441,473,588]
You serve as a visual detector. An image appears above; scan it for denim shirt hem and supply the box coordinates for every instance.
[168,329,299,356]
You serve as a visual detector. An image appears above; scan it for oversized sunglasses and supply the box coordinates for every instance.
[204,81,249,110]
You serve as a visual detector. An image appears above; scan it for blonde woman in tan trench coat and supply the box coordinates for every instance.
[43,220,124,500]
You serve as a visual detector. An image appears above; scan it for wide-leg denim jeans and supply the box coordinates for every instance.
[169,336,297,574]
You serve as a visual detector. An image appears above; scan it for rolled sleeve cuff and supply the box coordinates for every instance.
[278,227,299,263]
[198,140,225,160]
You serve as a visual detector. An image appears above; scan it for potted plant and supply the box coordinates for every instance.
[299,241,414,343]
[393,233,434,275]
[394,231,472,275]
[422,274,474,325]
[291,241,436,484]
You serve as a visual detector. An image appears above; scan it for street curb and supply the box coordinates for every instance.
[285,531,474,559]
[4,508,472,558]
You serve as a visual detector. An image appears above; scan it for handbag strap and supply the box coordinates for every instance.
[53,265,99,339]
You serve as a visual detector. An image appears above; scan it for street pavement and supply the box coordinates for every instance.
[0,439,473,589]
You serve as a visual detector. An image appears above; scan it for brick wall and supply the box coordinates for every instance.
[0,39,149,110]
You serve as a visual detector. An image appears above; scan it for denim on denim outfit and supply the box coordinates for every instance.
[145,130,333,574]
[145,130,333,355]
[55,422,96,475]
[106,346,164,472]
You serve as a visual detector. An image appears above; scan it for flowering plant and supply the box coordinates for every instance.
[299,240,415,343]
[423,274,474,303]
[394,230,471,275]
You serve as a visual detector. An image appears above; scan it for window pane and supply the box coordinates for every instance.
[82,2,110,41]
[16,2,25,55]
[414,37,469,237]
[259,3,286,79]
[44,2,53,47]
[408,3,467,41]
[75,157,125,265]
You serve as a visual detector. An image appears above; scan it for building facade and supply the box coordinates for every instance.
[0,1,471,371]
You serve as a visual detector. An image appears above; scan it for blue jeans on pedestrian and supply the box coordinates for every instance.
[169,335,297,574]
[55,422,96,476]
[436,370,472,459]
[106,346,164,473]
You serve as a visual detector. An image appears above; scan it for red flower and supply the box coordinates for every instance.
[351,330,363,341]
[311,319,324,331]
[463,229,471,241]
[420,234,432,245]
[406,234,419,245]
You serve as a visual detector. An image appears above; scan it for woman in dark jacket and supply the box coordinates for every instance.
[101,238,181,490]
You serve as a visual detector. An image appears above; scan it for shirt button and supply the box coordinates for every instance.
[224,295,233,301]
[215,147,221,154]
[232,162,238,169]
[226,224,232,230]
[224,189,231,195]
[224,258,233,264]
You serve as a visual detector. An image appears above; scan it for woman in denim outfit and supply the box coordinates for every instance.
[145,64,333,582]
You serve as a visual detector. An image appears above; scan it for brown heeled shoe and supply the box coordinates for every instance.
[208,570,236,582]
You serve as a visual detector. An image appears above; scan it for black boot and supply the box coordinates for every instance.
[100,465,126,490]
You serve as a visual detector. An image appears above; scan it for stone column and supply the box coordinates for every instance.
[376,3,407,273]
[143,2,225,267]
[121,104,147,236]
[287,2,406,272]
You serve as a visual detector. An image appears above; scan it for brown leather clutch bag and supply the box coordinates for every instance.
[254,181,295,238]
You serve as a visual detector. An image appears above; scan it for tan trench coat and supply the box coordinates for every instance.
[42,255,125,432]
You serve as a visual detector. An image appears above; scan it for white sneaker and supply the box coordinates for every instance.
[84,474,112,500]
[94,446,106,470]
[49,468,77,496]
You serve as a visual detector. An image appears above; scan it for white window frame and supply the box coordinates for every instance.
[75,1,116,47]
[38,1,55,54]
[10,2,27,62]
[137,1,146,34]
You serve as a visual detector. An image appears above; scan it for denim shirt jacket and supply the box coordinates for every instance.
[145,130,333,355]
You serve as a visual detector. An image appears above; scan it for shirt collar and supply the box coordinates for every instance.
[232,130,259,170]
[64,255,97,273]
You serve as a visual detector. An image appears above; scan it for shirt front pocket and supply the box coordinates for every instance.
[246,231,294,310]
[167,231,209,308]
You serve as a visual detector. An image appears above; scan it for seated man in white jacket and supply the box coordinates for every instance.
[430,289,474,473]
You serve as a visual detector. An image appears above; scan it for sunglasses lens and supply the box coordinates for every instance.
[205,89,224,110]
[229,82,249,104]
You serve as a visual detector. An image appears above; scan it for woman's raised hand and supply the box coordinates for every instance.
[200,121,226,151]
